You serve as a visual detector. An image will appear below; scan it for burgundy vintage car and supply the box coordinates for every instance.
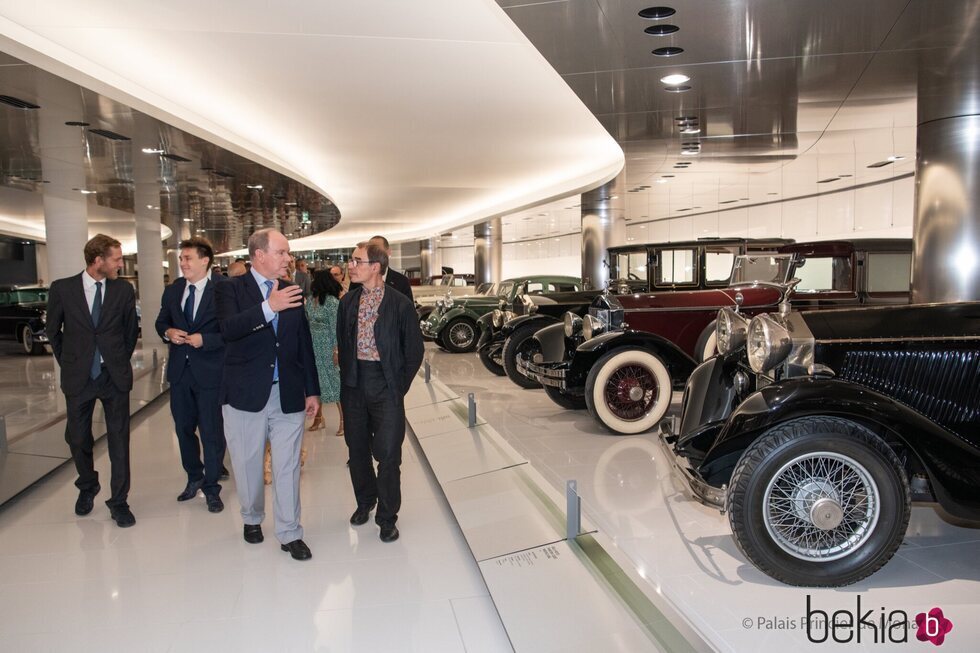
[519,239,913,434]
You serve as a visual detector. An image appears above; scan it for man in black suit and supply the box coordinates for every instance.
[338,241,424,542]
[347,235,415,301]
[46,234,139,527]
[215,228,320,561]
[155,236,226,513]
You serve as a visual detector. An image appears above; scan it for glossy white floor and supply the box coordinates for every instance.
[427,346,980,653]
[0,381,512,652]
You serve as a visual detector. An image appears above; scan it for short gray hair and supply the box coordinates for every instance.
[356,241,389,275]
[247,228,275,257]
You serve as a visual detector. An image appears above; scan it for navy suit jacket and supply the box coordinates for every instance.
[215,273,320,413]
[154,276,225,388]
[45,273,138,396]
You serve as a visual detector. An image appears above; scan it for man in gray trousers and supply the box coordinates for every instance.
[215,228,320,560]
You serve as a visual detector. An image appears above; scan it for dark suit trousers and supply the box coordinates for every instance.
[342,361,405,526]
[169,372,225,496]
[64,369,131,508]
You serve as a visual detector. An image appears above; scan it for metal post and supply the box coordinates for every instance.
[0,414,7,454]
[566,479,581,540]
[152,348,159,368]
[468,392,476,427]
[424,360,431,383]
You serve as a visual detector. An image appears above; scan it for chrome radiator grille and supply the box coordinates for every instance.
[839,350,980,431]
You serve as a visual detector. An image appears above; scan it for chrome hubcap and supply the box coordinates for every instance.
[628,386,644,401]
[450,324,474,348]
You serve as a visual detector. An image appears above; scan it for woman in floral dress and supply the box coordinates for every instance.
[306,270,344,436]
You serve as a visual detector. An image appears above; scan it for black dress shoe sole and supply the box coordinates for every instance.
[281,543,313,560]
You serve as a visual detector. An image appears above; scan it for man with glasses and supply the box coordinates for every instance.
[215,228,320,560]
[338,241,424,542]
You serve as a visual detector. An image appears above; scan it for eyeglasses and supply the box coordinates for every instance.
[348,257,379,267]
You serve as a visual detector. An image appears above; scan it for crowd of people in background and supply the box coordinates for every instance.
[45,230,423,561]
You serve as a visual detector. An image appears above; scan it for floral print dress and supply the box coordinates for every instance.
[306,295,341,403]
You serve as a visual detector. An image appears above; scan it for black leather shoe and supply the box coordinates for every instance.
[177,479,203,502]
[379,524,399,543]
[74,485,100,516]
[206,495,224,513]
[349,503,376,526]
[219,466,230,480]
[109,505,136,528]
[243,524,264,544]
[280,539,313,561]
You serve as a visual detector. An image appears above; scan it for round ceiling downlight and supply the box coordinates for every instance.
[660,74,690,85]
[652,47,684,57]
[639,7,676,19]
[644,24,680,36]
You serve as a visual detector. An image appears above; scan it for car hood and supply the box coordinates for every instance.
[803,302,980,341]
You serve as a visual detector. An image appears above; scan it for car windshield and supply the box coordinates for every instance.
[496,282,514,298]
[476,282,495,295]
[8,288,48,303]
[730,255,793,285]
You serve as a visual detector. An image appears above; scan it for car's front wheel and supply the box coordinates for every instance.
[726,417,910,587]
[478,347,505,376]
[21,325,44,355]
[443,317,478,353]
[502,325,542,389]
[543,385,586,410]
[585,348,672,434]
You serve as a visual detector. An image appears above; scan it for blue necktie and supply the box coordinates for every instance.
[90,281,102,379]
[264,280,279,381]
[183,284,196,326]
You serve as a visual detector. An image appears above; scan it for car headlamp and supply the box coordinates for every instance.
[747,314,792,373]
[582,313,605,340]
[563,312,583,338]
[716,307,749,355]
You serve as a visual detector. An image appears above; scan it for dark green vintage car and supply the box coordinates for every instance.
[421,275,581,353]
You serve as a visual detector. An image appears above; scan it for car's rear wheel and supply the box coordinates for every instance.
[443,317,478,353]
[726,417,910,587]
[478,347,505,376]
[543,385,586,410]
[585,348,672,434]
[21,325,44,355]
[502,325,542,389]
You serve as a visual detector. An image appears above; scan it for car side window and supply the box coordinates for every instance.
[655,248,698,286]
[705,247,738,284]
[526,282,545,294]
[866,252,912,292]
[794,256,853,292]
[0,292,8,305]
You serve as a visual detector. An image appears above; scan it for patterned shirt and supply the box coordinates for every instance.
[356,285,385,360]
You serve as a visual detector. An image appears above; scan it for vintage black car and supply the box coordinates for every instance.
[0,285,50,354]
[477,237,791,388]
[661,301,980,587]
[520,239,913,435]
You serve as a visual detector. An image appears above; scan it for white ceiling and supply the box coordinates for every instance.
[0,0,623,251]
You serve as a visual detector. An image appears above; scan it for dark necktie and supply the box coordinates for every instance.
[90,281,103,379]
[264,280,279,381]
[183,284,196,325]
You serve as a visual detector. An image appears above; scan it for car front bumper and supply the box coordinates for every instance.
[516,354,575,391]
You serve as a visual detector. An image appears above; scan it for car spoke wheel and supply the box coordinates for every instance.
[726,417,910,587]
[21,325,43,355]
[478,347,505,376]
[585,348,672,434]
[503,324,544,389]
[443,318,477,353]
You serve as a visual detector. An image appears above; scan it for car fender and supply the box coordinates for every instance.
[699,377,979,518]
[532,322,568,363]
[574,331,697,384]
[507,314,559,334]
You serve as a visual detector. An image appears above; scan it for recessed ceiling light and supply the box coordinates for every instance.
[664,85,691,93]
[887,155,905,161]
[644,24,680,35]
[662,175,674,178]
[680,150,699,156]
[142,147,165,154]
[839,174,853,178]
[656,179,668,184]
[246,184,263,190]
[680,127,701,134]
[652,47,684,57]
[80,189,96,194]
[638,6,676,19]
[660,74,690,85]
[65,121,89,127]
[817,177,841,184]
[867,160,894,168]
[183,218,193,222]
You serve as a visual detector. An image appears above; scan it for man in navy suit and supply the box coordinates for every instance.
[155,236,226,513]
[215,228,320,560]
[45,234,139,526]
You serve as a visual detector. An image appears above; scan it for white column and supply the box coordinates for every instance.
[43,194,88,282]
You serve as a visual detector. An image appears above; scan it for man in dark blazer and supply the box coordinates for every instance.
[46,234,139,527]
[347,235,415,301]
[338,240,424,542]
[155,236,226,513]
[215,228,320,561]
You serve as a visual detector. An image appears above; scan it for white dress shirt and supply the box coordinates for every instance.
[179,272,211,322]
